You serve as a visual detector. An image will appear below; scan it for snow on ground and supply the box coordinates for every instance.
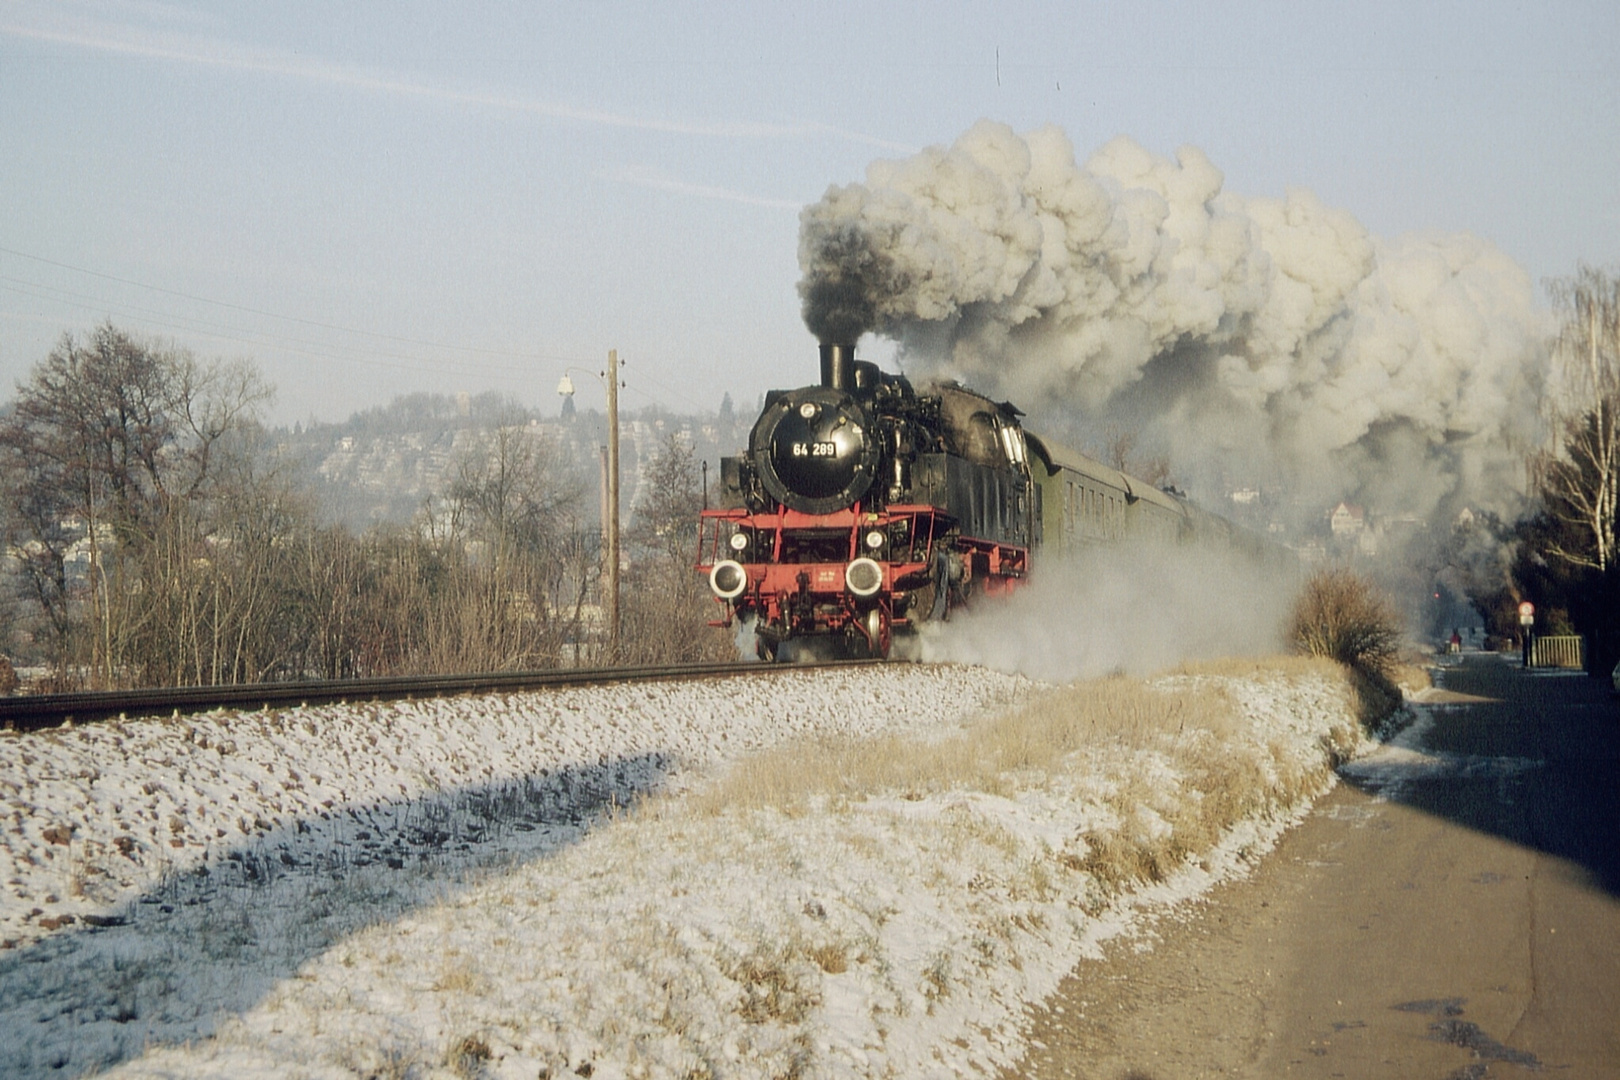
[0,662,1366,1079]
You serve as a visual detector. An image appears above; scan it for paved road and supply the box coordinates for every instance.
[1011,653,1620,1079]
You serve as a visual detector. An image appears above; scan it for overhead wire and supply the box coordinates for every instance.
[0,244,565,360]
[0,244,602,383]
[0,243,734,417]
[0,275,534,383]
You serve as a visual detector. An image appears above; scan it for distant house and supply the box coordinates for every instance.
[1328,502,1365,537]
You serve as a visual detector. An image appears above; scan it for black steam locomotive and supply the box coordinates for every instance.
[697,342,1253,660]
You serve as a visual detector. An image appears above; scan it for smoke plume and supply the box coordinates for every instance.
[799,121,1551,529]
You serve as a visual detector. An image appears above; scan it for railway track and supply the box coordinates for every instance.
[0,659,878,732]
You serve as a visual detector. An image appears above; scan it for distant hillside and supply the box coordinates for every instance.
[271,391,749,531]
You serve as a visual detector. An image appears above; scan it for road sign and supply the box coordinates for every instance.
[1519,600,1535,627]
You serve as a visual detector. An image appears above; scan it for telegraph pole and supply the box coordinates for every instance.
[604,349,622,659]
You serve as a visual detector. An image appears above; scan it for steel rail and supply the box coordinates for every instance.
[0,659,880,731]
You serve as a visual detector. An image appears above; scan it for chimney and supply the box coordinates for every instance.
[819,342,856,391]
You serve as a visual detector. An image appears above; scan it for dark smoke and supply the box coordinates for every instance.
[798,221,900,344]
[797,121,1552,533]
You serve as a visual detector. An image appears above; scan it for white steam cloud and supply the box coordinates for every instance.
[799,121,1552,528]
[918,543,1295,683]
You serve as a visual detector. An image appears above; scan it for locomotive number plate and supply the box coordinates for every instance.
[791,441,838,458]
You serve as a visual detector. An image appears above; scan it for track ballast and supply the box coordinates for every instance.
[0,659,879,731]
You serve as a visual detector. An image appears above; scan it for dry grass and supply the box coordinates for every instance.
[433,958,486,995]
[1390,661,1432,696]
[694,672,1265,817]
[1173,654,1341,680]
[805,943,847,975]
[1345,666,1405,736]
[448,1034,493,1078]
[692,657,1357,902]
[724,948,820,1025]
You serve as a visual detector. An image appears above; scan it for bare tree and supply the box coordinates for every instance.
[627,431,702,572]
[1516,266,1620,676]
[620,432,731,664]
[1104,426,1171,488]
[1537,265,1620,574]
[0,324,271,685]
[445,418,581,574]
[416,416,585,672]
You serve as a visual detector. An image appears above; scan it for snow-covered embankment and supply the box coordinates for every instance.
[0,659,1365,1079]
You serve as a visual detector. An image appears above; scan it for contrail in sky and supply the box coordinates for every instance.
[0,17,911,151]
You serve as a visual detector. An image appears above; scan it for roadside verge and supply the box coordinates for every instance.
[88,657,1370,1079]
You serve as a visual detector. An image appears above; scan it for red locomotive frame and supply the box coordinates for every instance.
[696,503,1027,659]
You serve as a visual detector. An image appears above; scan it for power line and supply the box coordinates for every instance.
[0,275,549,381]
[0,243,592,366]
[0,243,733,414]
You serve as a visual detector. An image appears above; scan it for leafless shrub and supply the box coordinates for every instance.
[616,572,742,666]
[1289,568,1402,675]
[1288,568,1407,732]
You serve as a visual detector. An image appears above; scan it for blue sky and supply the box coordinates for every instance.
[2,1,1615,424]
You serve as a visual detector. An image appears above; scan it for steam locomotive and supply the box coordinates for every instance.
[697,343,1262,660]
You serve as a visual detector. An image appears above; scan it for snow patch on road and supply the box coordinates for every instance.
[1344,663,1542,800]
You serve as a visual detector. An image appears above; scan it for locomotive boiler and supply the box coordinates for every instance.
[697,342,1242,660]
